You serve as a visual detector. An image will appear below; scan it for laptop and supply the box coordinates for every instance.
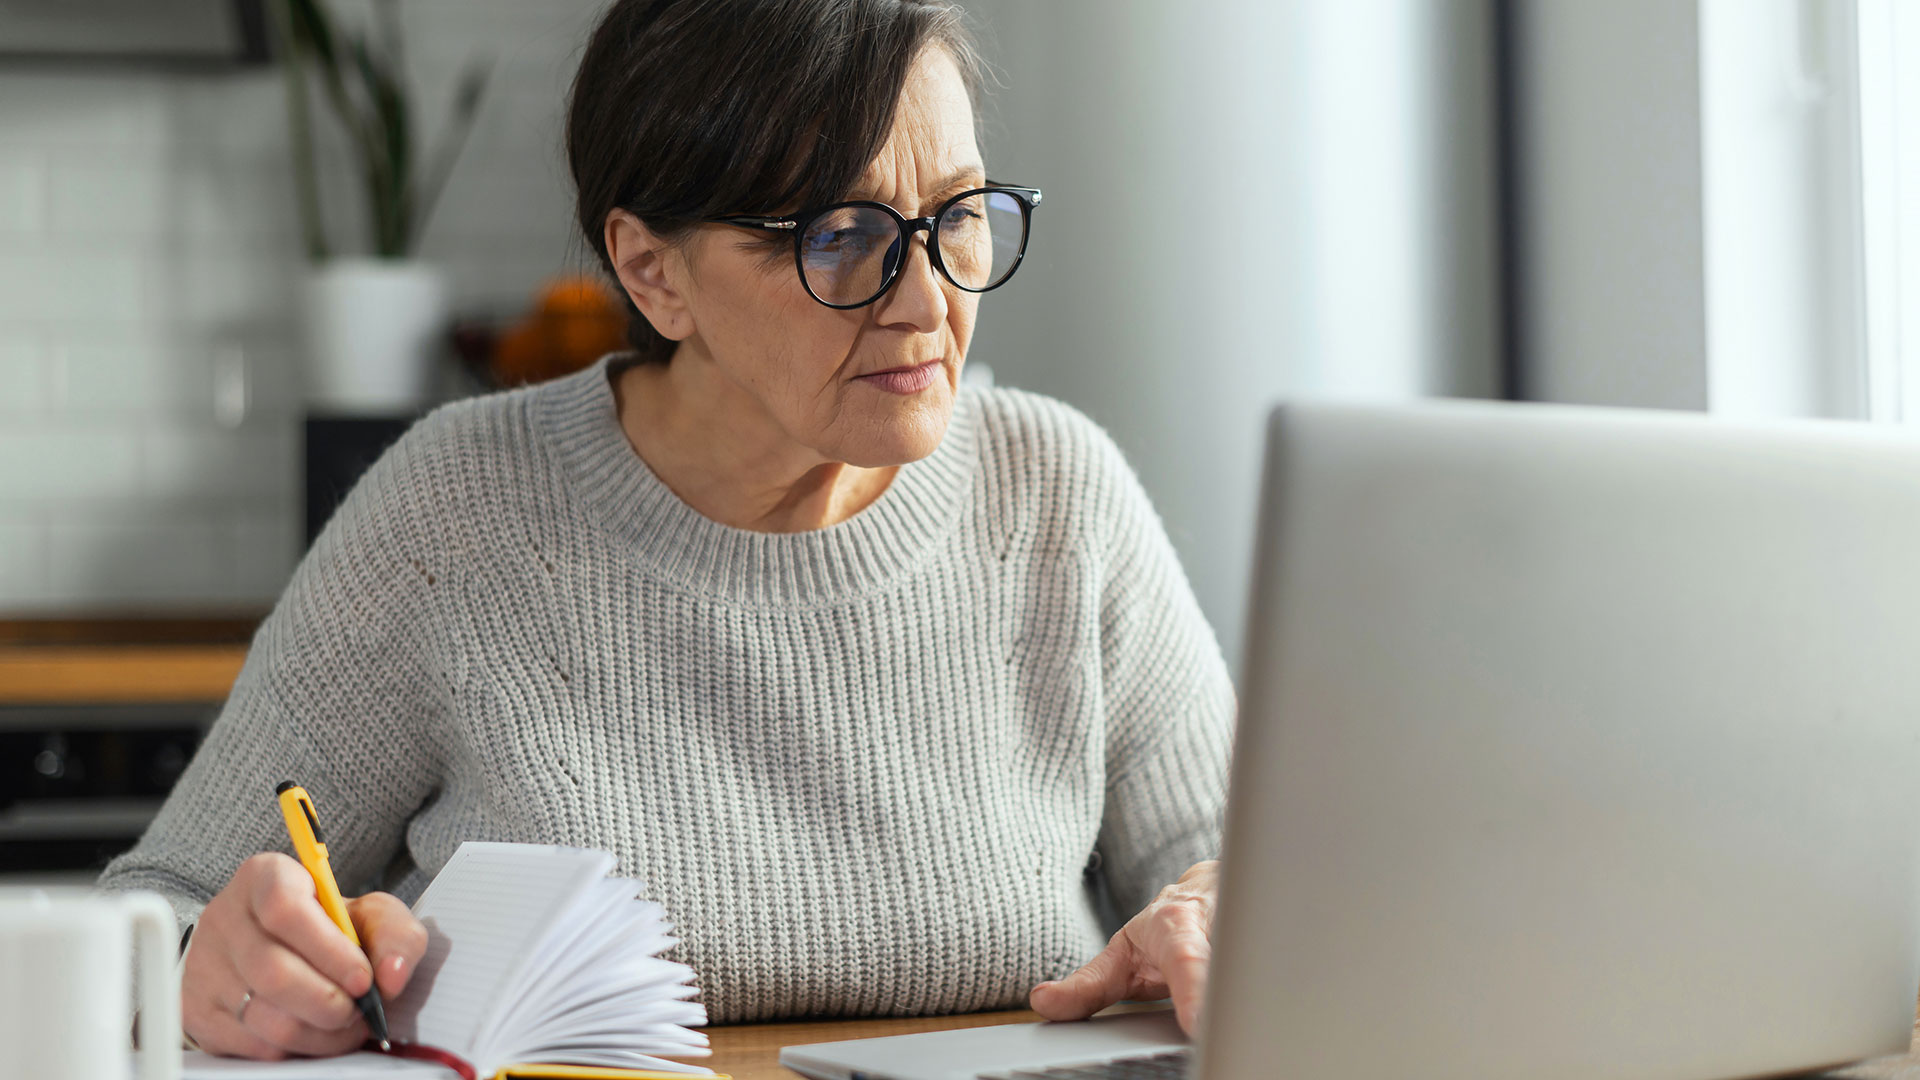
[782,398,1920,1080]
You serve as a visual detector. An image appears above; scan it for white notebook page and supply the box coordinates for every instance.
[387,842,616,1055]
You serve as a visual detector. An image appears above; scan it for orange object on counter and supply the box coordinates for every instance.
[492,275,630,387]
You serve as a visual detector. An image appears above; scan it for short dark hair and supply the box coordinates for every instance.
[565,0,983,364]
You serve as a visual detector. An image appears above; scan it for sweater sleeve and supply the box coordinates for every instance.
[96,420,456,939]
[1085,426,1238,922]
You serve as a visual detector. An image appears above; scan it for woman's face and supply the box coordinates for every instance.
[619,48,985,470]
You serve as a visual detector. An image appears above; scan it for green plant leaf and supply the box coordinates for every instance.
[348,32,410,255]
[298,10,381,218]
[270,0,329,261]
[411,56,494,253]
[282,0,485,259]
[287,0,340,73]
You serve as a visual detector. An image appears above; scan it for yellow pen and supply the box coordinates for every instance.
[275,780,392,1051]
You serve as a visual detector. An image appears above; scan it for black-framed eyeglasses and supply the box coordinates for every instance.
[707,182,1042,309]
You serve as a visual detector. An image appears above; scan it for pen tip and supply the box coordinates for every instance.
[379,1040,392,1052]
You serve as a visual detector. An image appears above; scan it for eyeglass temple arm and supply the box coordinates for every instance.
[985,182,1042,205]
[710,215,798,230]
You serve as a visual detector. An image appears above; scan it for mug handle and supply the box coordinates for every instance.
[124,892,182,1080]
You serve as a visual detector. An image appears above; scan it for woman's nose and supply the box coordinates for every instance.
[875,231,948,332]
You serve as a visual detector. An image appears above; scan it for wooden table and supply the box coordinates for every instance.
[697,1008,1920,1080]
[701,1007,1050,1078]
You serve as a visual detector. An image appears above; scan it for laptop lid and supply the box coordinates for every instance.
[1203,400,1920,1080]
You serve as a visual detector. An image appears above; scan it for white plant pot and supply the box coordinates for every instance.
[303,257,450,413]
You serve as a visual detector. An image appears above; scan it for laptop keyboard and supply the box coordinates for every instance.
[976,1049,1192,1079]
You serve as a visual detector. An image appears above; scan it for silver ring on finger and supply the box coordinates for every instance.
[234,990,253,1023]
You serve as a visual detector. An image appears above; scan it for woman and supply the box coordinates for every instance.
[99,0,1233,1059]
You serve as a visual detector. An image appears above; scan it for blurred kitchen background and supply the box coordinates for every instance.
[2,0,1916,881]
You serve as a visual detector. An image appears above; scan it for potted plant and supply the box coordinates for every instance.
[271,0,491,413]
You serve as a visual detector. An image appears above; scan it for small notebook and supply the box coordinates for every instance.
[183,841,715,1080]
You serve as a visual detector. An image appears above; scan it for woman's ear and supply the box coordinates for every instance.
[604,209,695,342]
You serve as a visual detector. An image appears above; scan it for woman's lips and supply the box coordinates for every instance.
[856,359,942,395]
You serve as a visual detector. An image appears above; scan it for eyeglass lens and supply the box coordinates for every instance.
[798,191,1026,306]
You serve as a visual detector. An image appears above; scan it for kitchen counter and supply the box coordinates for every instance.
[0,645,248,705]
[0,618,261,881]
[0,618,256,706]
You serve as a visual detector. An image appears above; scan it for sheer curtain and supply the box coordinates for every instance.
[1510,0,1908,424]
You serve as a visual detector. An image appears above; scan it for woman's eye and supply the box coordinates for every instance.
[940,206,986,234]
[806,229,883,255]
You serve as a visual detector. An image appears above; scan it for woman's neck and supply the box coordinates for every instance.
[610,348,898,533]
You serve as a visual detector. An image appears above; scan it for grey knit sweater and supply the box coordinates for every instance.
[99,354,1236,1024]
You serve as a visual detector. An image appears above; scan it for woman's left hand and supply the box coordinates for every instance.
[1028,859,1218,1036]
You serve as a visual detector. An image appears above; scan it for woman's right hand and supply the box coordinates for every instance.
[182,852,429,1059]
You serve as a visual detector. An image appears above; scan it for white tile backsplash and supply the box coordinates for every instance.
[0,75,175,150]
[140,424,295,501]
[0,516,46,604]
[0,339,45,413]
[226,509,299,601]
[44,511,227,607]
[175,161,308,250]
[0,251,150,322]
[0,425,144,500]
[46,157,176,240]
[0,0,609,612]
[163,251,305,327]
[52,335,203,415]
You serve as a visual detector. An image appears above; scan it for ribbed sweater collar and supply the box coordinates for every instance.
[535,353,979,607]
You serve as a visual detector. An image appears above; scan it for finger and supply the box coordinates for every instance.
[349,892,429,998]
[240,993,368,1058]
[1030,933,1139,1021]
[189,1000,289,1061]
[182,955,284,1060]
[1142,916,1211,1036]
[232,932,361,1031]
[247,854,377,999]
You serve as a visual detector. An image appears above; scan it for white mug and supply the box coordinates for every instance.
[0,887,181,1080]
